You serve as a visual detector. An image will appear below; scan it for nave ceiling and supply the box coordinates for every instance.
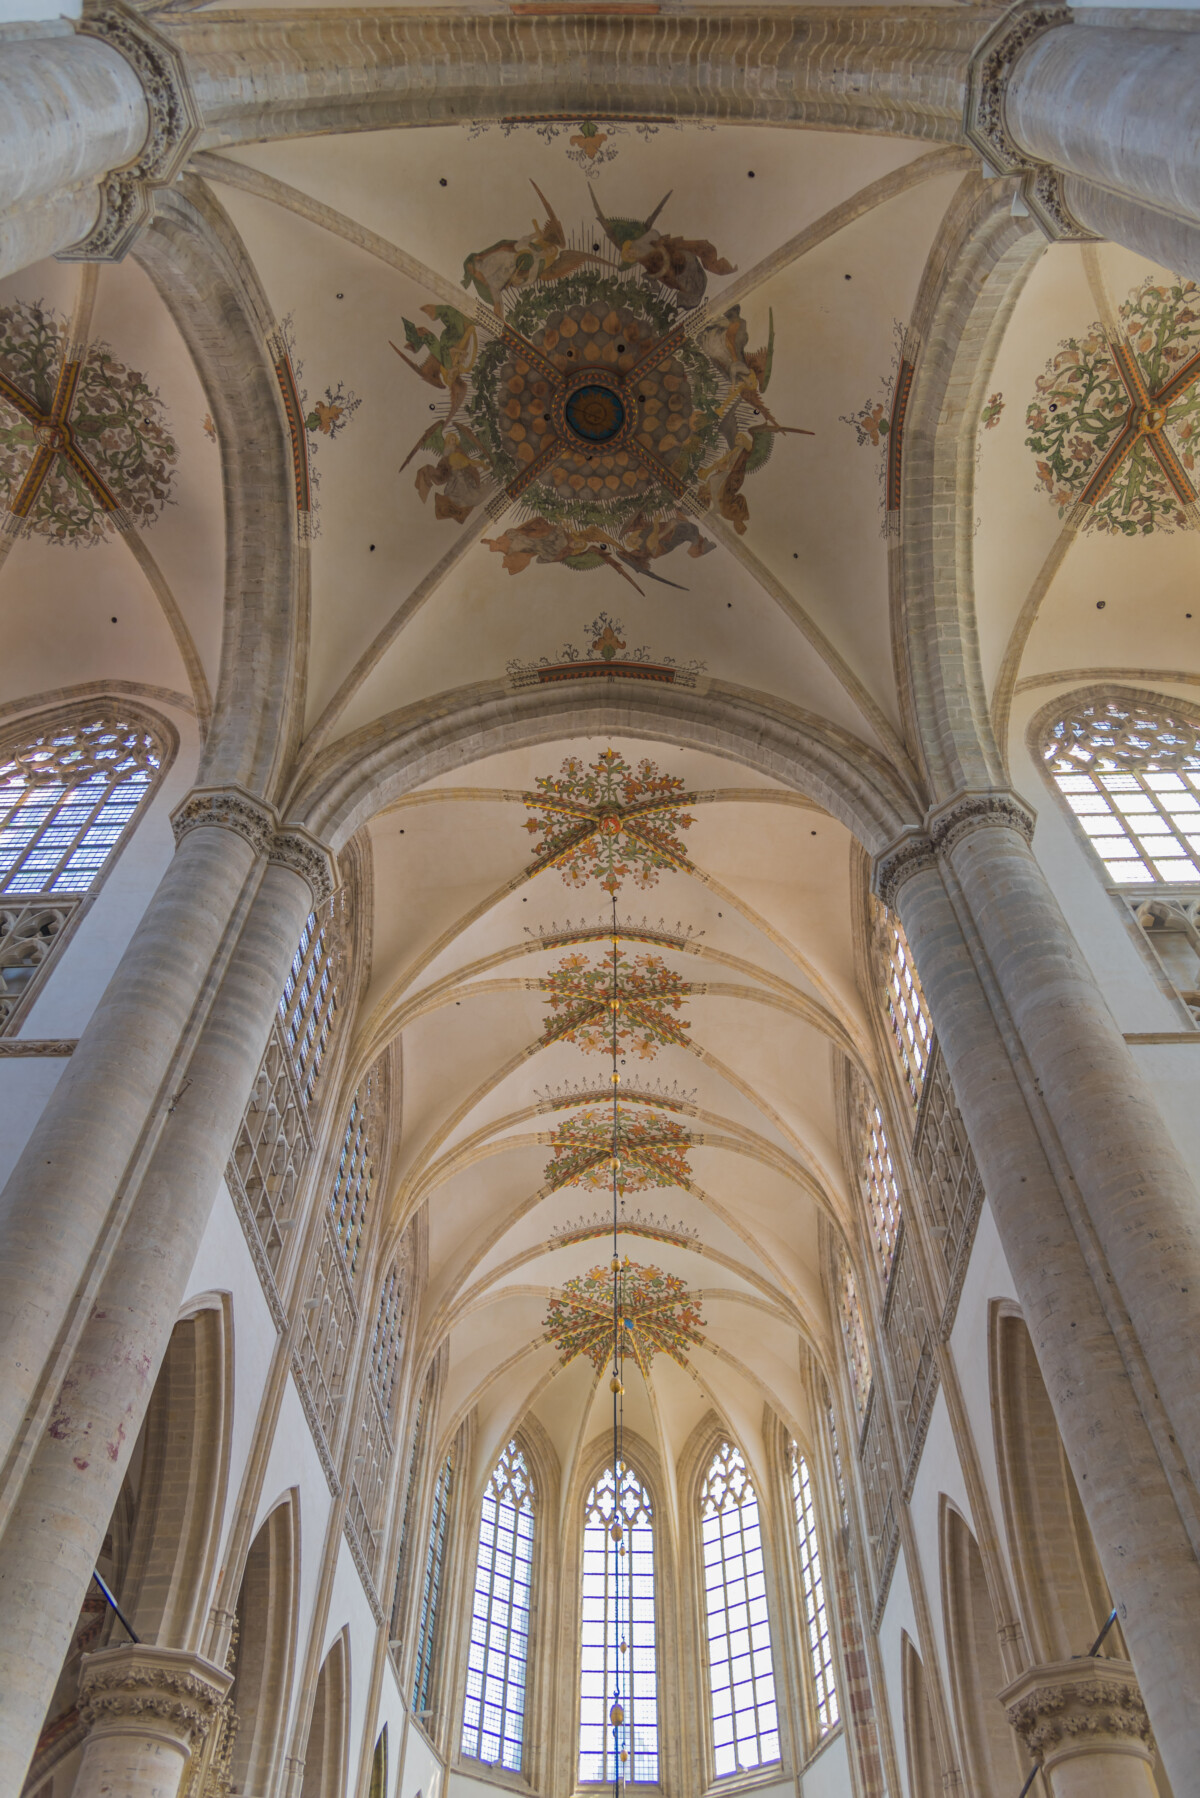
[2,91,1199,1510]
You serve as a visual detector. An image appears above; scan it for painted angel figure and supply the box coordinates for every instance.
[589,189,735,310]
[695,304,812,529]
[461,184,601,311]
[414,426,492,522]
[390,304,478,426]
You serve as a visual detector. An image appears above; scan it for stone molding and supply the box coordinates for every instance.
[77,1643,231,1751]
[171,786,336,903]
[1001,1658,1154,1769]
[927,790,1037,857]
[964,0,1098,243]
[63,0,201,263]
[871,830,937,911]
[342,1510,386,1626]
[0,1039,78,1057]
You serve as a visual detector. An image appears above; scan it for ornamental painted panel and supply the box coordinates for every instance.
[541,948,691,1058]
[1025,278,1200,535]
[523,748,695,894]
[546,1104,692,1195]
[543,1259,705,1374]
[0,298,176,545]
[393,185,808,587]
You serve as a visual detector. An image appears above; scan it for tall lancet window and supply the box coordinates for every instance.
[412,1450,454,1718]
[461,1441,535,1771]
[701,1440,780,1777]
[790,1445,839,1735]
[578,1463,659,1784]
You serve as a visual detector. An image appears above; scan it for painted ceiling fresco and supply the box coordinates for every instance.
[543,1260,706,1376]
[395,185,806,590]
[1025,276,1200,535]
[540,949,691,1058]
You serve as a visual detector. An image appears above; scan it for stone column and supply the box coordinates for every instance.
[1002,1660,1158,1798]
[0,4,198,282]
[875,843,1200,1791]
[0,834,332,1794]
[929,795,1200,1508]
[75,1642,231,1798]
[0,791,270,1507]
[965,7,1200,281]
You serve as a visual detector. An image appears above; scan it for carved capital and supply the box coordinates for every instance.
[62,0,201,264]
[927,791,1037,858]
[872,831,937,912]
[964,1,1098,244]
[171,785,277,858]
[272,826,337,906]
[1001,1659,1154,1771]
[78,1643,231,1752]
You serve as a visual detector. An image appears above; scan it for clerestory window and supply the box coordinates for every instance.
[578,1462,659,1785]
[1042,692,1200,885]
[279,902,343,1109]
[789,1445,839,1736]
[413,1450,454,1719]
[860,1094,903,1287]
[461,1440,535,1772]
[0,705,166,1030]
[329,1071,381,1279]
[836,1251,872,1424]
[879,910,933,1108]
[701,1440,780,1778]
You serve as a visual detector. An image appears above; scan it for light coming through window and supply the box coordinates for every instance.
[1044,694,1200,884]
[578,1463,658,1784]
[0,710,161,895]
[701,1441,780,1778]
[790,1446,839,1735]
[462,1441,534,1772]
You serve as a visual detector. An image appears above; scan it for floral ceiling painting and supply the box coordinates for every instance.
[395,185,808,589]
[1026,277,1200,535]
[523,748,696,894]
[546,1105,693,1196]
[543,1260,705,1375]
[541,949,691,1058]
[0,298,176,546]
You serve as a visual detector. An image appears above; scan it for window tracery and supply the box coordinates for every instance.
[578,1463,658,1785]
[280,898,346,1109]
[700,1441,780,1778]
[878,910,932,1109]
[330,1074,381,1280]
[859,1095,903,1288]
[461,1441,535,1771]
[413,1450,454,1718]
[836,1251,872,1425]
[0,707,164,1029]
[369,1252,410,1431]
[1042,693,1200,884]
[789,1445,839,1736]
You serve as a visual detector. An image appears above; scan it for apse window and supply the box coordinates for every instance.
[462,1440,535,1772]
[1043,694,1200,884]
[701,1440,780,1778]
[578,1462,659,1784]
[0,706,165,1030]
[790,1445,839,1736]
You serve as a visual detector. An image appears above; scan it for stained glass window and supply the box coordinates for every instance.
[1043,693,1200,884]
[861,1100,903,1286]
[790,1445,839,1735]
[0,709,161,896]
[412,1451,454,1718]
[880,912,932,1107]
[701,1441,780,1778]
[578,1463,658,1784]
[461,1441,535,1771]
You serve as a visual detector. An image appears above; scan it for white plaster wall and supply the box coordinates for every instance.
[905,1391,973,1672]
[799,1730,851,1798]
[376,1657,412,1798]
[401,1708,446,1798]
[256,1372,336,1677]
[325,1537,392,1791]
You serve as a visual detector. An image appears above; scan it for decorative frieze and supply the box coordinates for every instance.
[911,1041,986,1338]
[77,1642,231,1753]
[63,1,201,264]
[927,790,1037,857]
[871,831,937,912]
[1001,1658,1154,1775]
[171,786,336,904]
[272,826,337,906]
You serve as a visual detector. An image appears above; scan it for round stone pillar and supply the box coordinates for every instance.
[1002,1660,1158,1798]
[0,823,332,1793]
[75,1643,230,1798]
[875,837,1200,1792]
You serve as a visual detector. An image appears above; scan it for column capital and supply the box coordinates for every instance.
[871,829,937,912]
[77,1642,231,1752]
[61,0,200,264]
[273,825,337,906]
[926,790,1037,857]
[171,784,278,858]
[964,0,1098,243]
[1001,1658,1154,1772]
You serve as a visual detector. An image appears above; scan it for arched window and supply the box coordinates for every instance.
[0,705,165,1029]
[578,1462,658,1785]
[461,1440,535,1770]
[878,908,932,1107]
[700,1441,779,1778]
[1042,691,1200,884]
[836,1250,872,1423]
[412,1450,454,1718]
[859,1093,902,1286]
[789,1445,839,1735]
